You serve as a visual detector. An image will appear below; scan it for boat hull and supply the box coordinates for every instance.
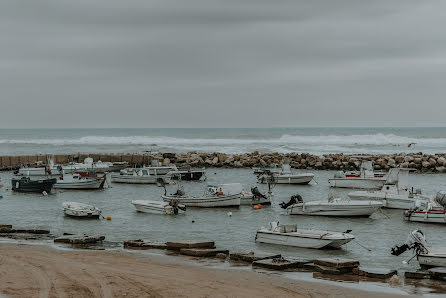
[111,175,169,184]
[287,203,381,217]
[418,254,446,268]
[240,192,271,205]
[171,171,205,181]
[348,192,426,209]
[329,178,385,189]
[259,175,314,185]
[132,201,185,214]
[54,179,105,190]
[162,194,240,207]
[12,178,56,193]
[404,210,446,224]
[255,231,353,249]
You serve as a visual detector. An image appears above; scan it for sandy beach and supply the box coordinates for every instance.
[0,243,407,298]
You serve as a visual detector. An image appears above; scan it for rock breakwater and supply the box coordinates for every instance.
[2,152,446,173]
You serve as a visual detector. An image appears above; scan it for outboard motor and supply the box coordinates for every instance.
[251,186,267,200]
[279,194,303,209]
[391,230,427,256]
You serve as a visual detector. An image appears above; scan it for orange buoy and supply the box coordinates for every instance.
[106,216,112,221]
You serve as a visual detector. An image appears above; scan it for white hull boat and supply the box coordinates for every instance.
[240,186,272,205]
[162,183,241,207]
[255,222,354,249]
[258,164,314,185]
[328,178,385,189]
[404,191,446,224]
[54,173,105,190]
[329,161,386,189]
[418,248,446,267]
[284,198,382,217]
[162,193,240,207]
[111,168,170,184]
[348,168,430,209]
[63,202,101,218]
[404,209,446,224]
[132,200,186,214]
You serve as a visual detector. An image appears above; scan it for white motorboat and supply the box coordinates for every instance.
[18,158,126,176]
[54,173,106,190]
[255,221,354,249]
[280,194,382,217]
[63,202,101,218]
[328,161,387,189]
[132,200,186,214]
[348,168,430,209]
[404,191,446,224]
[162,183,241,207]
[392,230,446,268]
[111,168,170,184]
[258,164,314,185]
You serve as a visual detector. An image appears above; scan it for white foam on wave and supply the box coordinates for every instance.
[0,133,445,147]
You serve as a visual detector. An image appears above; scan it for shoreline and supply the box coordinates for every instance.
[0,242,408,298]
[2,151,446,173]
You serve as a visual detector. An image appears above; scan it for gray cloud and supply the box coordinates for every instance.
[0,0,445,128]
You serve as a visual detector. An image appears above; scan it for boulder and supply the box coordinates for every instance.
[229,252,281,263]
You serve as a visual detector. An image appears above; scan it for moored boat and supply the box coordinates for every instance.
[54,173,106,190]
[111,168,170,184]
[240,186,272,205]
[348,168,430,209]
[257,164,314,185]
[63,202,101,218]
[280,194,382,217]
[12,177,57,193]
[328,161,387,189]
[162,183,241,207]
[132,200,186,214]
[255,221,355,249]
[169,166,206,181]
[404,191,446,224]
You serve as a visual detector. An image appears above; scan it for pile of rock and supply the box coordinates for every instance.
[4,151,446,173]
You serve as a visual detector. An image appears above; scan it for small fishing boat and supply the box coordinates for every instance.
[169,165,206,181]
[54,173,106,190]
[111,168,170,184]
[162,183,241,207]
[18,158,127,176]
[63,202,101,218]
[132,200,186,214]
[12,176,57,193]
[328,161,387,189]
[280,194,382,217]
[392,230,446,268]
[257,164,314,185]
[240,186,272,205]
[255,221,355,249]
[404,191,446,224]
[348,168,430,209]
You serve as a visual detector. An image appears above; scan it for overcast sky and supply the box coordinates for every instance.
[1,0,445,128]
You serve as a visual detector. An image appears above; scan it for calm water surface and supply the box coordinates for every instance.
[1,168,446,295]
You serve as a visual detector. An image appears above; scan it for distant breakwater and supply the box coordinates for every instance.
[2,151,446,173]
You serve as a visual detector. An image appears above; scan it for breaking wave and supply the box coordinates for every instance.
[0,133,445,150]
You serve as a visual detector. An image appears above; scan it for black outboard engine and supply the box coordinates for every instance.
[251,186,267,200]
[279,194,303,209]
[391,230,427,256]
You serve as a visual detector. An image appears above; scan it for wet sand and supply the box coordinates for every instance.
[0,243,407,298]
